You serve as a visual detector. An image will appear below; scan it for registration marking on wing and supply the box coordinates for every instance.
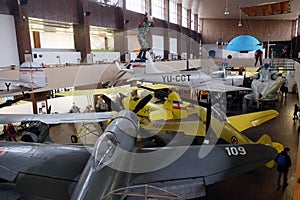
[225,146,247,156]
[0,147,6,156]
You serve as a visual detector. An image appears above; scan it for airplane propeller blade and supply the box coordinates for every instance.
[133,94,153,113]
[137,85,171,101]
[101,94,121,112]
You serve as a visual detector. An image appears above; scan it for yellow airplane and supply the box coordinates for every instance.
[57,85,283,167]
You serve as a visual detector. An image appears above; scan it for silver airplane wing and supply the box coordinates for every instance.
[192,81,252,92]
[0,112,115,124]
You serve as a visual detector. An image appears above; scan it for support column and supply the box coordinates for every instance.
[146,0,151,14]
[177,4,182,58]
[163,0,169,60]
[177,4,182,26]
[14,2,32,64]
[114,0,128,62]
[187,9,191,30]
[73,0,91,63]
[194,14,198,32]
[164,0,169,21]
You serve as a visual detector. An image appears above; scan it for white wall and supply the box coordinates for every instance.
[90,35,105,50]
[32,49,81,65]
[128,33,140,52]
[152,35,164,57]
[0,101,33,114]
[0,14,19,67]
[169,37,177,54]
[39,32,74,49]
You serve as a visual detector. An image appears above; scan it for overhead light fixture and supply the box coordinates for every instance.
[238,6,242,27]
[224,0,230,15]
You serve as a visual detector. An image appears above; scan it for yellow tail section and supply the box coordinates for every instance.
[227,110,279,132]
[256,134,283,168]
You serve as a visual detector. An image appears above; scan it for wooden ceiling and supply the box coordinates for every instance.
[241,1,291,17]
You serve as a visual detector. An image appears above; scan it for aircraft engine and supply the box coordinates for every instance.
[20,122,50,143]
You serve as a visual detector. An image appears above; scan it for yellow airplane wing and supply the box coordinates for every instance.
[56,87,138,96]
[149,110,173,121]
[227,110,279,132]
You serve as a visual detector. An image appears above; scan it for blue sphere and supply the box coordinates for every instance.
[226,35,262,52]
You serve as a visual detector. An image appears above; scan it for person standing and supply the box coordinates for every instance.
[254,49,263,66]
[293,104,299,120]
[275,147,291,190]
[137,12,154,60]
[280,46,288,58]
[6,124,17,142]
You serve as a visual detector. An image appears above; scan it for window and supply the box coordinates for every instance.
[191,12,195,30]
[182,6,187,28]
[169,0,177,24]
[126,0,145,14]
[152,0,164,20]
[96,0,119,6]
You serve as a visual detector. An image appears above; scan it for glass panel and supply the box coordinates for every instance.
[93,132,118,171]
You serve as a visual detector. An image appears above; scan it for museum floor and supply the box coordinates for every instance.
[201,92,299,200]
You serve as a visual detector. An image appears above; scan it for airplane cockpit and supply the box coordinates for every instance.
[93,132,118,171]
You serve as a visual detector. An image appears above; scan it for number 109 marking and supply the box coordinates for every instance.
[225,147,247,156]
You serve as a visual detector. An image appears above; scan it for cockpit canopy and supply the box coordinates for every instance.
[93,132,118,171]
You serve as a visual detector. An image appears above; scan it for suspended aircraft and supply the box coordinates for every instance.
[115,52,251,92]
[0,61,47,95]
[0,110,278,199]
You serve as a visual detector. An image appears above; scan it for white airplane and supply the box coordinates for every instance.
[211,67,244,86]
[116,52,250,92]
[0,61,47,95]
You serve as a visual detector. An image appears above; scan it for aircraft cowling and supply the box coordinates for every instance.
[20,132,39,143]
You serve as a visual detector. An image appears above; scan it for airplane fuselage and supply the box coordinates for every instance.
[138,71,212,87]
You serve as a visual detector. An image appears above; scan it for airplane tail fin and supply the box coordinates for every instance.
[256,134,283,168]
[19,62,47,89]
[145,52,161,74]
[115,62,132,73]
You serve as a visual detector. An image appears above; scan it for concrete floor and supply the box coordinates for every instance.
[201,92,299,200]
